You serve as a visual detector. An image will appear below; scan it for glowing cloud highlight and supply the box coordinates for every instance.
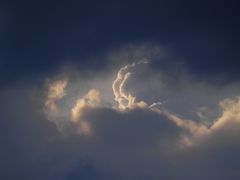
[70,89,101,135]
[112,62,148,110]
[45,79,68,113]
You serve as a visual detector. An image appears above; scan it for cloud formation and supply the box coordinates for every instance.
[71,89,101,135]
[44,62,240,146]
[42,60,240,179]
[112,61,148,110]
[45,79,68,113]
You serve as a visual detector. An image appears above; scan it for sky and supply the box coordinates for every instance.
[1,1,240,180]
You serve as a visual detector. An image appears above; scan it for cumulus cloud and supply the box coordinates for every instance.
[71,89,101,122]
[42,57,240,179]
[44,62,240,144]
[70,89,101,135]
[211,97,240,131]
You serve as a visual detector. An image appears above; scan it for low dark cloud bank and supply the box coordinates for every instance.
[1,0,240,180]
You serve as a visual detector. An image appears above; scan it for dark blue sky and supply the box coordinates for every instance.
[1,0,240,87]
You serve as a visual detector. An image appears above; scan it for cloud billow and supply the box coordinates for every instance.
[41,57,240,179]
